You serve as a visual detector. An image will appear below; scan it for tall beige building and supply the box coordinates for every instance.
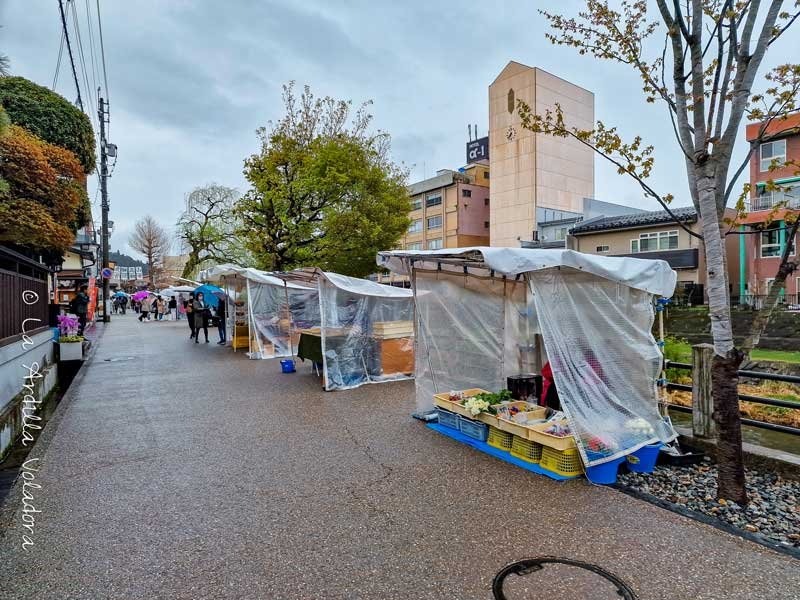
[489,61,595,247]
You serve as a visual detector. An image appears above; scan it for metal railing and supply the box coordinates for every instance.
[730,293,800,310]
[664,359,800,436]
[746,192,800,212]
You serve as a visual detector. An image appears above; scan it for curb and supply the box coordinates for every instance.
[0,322,107,534]
[611,482,800,561]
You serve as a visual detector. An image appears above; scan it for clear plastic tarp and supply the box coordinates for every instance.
[315,272,414,390]
[380,248,677,466]
[246,278,319,359]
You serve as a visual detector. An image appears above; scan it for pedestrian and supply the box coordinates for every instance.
[153,296,162,321]
[138,296,151,321]
[112,297,119,314]
[193,292,210,344]
[177,294,185,320]
[168,296,177,321]
[70,285,90,335]
[120,294,128,315]
[216,297,226,345]
[186,292,196,339]
[157,296,167,321]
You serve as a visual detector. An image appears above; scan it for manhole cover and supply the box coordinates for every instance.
[492,557,637,600]
[102,356,136,362]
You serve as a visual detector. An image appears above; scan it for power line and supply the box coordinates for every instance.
[83,0,100,103]
[69,0,96,124]
[95,0,110,133]
[52,30,65,89]
[57,0,83,111]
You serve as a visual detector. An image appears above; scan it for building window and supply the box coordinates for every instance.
[426,194,442,208]
[427,238,443,250]
[408,219,422,234]
[427,215,442,230]
[554,227,568,241]
[596,245,609,253]
[760,139,786,172]
[411,197,422,211]
[484,198,490,206]
[483,171,490,179]
[406,242,422,251]
[630,230,678,253]
[462,189,472,198]
[760,225,796,257]
[485,221,490,229]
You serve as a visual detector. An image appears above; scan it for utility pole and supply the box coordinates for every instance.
[98,93,111,323]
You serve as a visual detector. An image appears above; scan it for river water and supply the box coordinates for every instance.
[670,411,800,455]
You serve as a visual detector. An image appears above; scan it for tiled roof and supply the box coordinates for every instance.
[570,206,697,234]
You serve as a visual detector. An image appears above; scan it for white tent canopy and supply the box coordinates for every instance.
[378,247,677,467]
[377,247,677,297]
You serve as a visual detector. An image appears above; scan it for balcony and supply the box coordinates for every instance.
[747,191,800,212]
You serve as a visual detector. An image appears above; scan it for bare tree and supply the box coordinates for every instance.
[177,184,247,278]
[0,54,9,77]
[520,1,800,504]
[129,216,170,288]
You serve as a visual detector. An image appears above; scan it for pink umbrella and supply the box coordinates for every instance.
[132,291,150,301]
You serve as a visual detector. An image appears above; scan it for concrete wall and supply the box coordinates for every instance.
[0,329,58,458]
[489,62,594,247]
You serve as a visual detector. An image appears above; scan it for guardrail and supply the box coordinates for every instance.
[664,354,800,437]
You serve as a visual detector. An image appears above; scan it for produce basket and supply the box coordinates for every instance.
[524,420,578,451]
[487,426,513,450]
[510,435,543,463]
[458,416,489,442]
[539,446,583,477]
[495,406,548,438]
[432,389,499,427]
[435,408,460,430]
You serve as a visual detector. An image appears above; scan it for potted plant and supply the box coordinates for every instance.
[57,314,84,361]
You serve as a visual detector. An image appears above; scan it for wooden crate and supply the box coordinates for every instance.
[524,420,577,451]
[432,389,498,427]
[373,320,413,338]
[495,406,549,438]
[380,337,414,375]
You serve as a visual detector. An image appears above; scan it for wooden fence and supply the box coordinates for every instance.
[0,246,50,345]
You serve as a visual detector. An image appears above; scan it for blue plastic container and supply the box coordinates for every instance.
[436,408,460,430]
[280,359,296,373]
[585,456,624,484]
[458,416,489,442]
[626,443,663,473]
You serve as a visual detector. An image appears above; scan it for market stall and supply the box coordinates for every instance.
[200,264,319,358]
[279,269,414,391]
[377,247,678,481]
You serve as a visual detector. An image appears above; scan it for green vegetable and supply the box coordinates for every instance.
[464,389,513,412]
[58,335,84,343]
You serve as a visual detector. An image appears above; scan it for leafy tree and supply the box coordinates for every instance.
[177,184,249,278]
[129,216,170,287]
[520,1,800,504]
[0,124,88,254]
[0,76,95,173]
[236,83,410,277]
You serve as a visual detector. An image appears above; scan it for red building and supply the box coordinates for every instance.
[739,112,800,302]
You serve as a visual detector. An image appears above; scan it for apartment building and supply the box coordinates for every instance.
[570,206,740,302]
[489,61,595,246]
[739,112,800,298]
[401,163,490,252]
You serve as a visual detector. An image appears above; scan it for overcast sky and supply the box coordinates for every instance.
[1,1,797,259]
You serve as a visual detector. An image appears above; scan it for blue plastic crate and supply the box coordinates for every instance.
[436,408,460,430]
[458,416,489,442]
[627,443,663,473]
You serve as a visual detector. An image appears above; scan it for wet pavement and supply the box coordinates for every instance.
[0,313,798,599]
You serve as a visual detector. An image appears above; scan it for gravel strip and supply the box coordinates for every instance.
[618,460,800,549]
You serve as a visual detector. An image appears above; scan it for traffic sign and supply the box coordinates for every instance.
[101,267,113,279]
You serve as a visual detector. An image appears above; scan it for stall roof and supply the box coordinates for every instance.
[200,264,314,290]
[377,247,677,297]
[280,268,413,298]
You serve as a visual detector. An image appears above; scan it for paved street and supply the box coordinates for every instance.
[1,313,798,599]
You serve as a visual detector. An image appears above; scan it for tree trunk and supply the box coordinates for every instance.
[712,350,747,504]
[696,169,747,504]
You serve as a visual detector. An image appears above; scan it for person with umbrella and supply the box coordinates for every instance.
[138,294,152,322]
[185,292,196,339]
[193,291,211,343]
[215,293,226,345]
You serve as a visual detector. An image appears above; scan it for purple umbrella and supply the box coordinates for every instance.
[132,291,150,301]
